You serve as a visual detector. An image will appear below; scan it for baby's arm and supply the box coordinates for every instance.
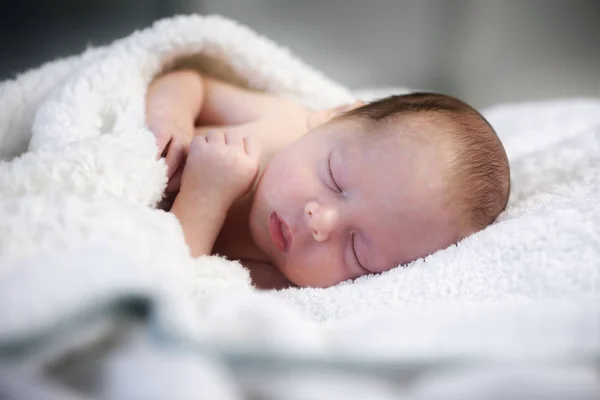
[146,70,205,178]
[170,131,260,257]
[146,70,276,185]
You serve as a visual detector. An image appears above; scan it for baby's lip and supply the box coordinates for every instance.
[269,212,292,252]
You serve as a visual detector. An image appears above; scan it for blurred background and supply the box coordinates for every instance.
[1,0,598,108]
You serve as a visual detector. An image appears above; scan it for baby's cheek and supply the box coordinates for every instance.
[272,167,310,200]
[302,251,352,288]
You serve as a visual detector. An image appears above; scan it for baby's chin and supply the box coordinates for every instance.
[274,262,344,289]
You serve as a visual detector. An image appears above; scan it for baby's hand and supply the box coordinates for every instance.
[178,131,260,209]
[146,110,195,180]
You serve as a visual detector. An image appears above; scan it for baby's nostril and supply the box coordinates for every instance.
[312,229,320,241]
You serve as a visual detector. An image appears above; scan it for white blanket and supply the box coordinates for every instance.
[0,14,599,365]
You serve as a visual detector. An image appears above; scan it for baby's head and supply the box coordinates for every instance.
[250,92,510,288]
[343,93,510,234]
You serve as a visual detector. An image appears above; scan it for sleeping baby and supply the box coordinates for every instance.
[146,69,510,289]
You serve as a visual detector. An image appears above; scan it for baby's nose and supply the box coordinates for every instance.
[304,201,339,242]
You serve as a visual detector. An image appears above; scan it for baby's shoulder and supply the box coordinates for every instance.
[256,92,310,120]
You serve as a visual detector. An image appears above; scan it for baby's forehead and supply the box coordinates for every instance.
[353,121,457,203]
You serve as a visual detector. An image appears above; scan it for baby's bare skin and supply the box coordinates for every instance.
[146,70,459,289]
[147,70,316,288]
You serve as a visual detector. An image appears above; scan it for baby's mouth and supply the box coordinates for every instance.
[269,212,291,252]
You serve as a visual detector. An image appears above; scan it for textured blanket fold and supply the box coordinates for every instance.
[0,14,599,365]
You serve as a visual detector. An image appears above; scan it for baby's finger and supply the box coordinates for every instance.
[243,136,260,159]
[206,130,225,144]
[223,131,245,148]
[165,140,187,178]
[166,164,184,193]
[155,133,172,159]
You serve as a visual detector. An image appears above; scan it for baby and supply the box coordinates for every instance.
[146,69,510,289]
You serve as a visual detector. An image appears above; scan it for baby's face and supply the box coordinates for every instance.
[249,117,459,287]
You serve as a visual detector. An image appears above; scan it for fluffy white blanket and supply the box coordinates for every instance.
[0,15,599,365]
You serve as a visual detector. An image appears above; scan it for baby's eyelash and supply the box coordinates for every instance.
[327,152,342,193]
[351,232,366,271]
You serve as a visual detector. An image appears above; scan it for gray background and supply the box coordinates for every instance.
[1,0,598,107]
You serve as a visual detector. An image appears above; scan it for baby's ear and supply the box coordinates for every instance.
[306,100,365,130]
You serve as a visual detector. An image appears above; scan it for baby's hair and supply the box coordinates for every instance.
[343,92,510,232]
